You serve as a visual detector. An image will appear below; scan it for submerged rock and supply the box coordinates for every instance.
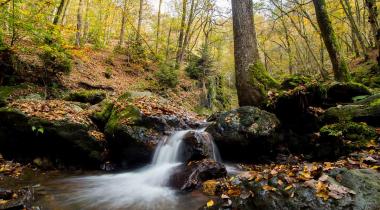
[170,159,227,191]
[206,106,280,161]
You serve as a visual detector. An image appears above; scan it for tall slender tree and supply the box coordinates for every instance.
[118,0,128,47]
[312,0,350,82]
[76,0,84,47]
[53,0,65,25]
[176,0,187,66]
[136,0,144,42]
[155,0,163,53]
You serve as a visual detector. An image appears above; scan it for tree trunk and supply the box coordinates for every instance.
[61,0,71,26]
[76,0,84,47]
[232,0,267,106]
[365,0,379,48]
[119,0,128,46]
[83,0,90,44]
[312,0,350,82]
[155,0,163,53]
[179,0,196,65]
[176,0,187,66]
[365,0,380,64]
[53,0,65,25]
[340,0,368,58]
[165,22,173,61]
[136,0,144,42]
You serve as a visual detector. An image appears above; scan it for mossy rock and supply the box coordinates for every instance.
[280,75,311,90]
[64,90,106,105]
[269,82,327,133]
[323,94,380,126]
[206,106,280,161]
[320,122,376,153]
[327,82,372,103]
[90,100,114,129]
[0,107,106,169]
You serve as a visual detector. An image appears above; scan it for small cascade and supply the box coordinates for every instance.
[59,129,222,210]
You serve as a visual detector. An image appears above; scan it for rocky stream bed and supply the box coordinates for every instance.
[0,82,379,210]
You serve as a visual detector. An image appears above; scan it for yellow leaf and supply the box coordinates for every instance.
[262,185,277,191]
[206,200,214,207]
[371,166,380,170]
[316,191,329,201]
[285,185,293,191]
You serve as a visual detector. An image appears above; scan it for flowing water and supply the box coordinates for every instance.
[34,129,221,210]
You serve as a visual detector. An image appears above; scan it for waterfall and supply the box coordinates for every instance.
[59,129,221,210]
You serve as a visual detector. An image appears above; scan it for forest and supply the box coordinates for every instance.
[0,0,379,209]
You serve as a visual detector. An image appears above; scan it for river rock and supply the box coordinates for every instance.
[206,106,280,161]
[0,102,106,169]
[180,131,217,163]
[170,159,227,191]
[329,168,380,210]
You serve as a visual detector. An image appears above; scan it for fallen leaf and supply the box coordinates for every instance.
[262,185,276,191]
[285,185,293,191]
[206,200,214,207]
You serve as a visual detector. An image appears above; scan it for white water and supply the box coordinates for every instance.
[58,129,220,210]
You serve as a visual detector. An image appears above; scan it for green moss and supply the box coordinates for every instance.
[352,62,380,88]
[281,75,311,90]
[320,122,376,143]
[105,104,142,134]
[92,101,114,126]
[320,124,343,137]
[39,44,72,73]
[249,62,280,92]
[370,98,380,107]
[0,85,28,106]
[64,90,106,104]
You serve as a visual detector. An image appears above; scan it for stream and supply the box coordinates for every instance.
[26,129,231,210]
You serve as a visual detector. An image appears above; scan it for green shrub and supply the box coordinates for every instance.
[40,44,72,73]
[155,64,178,88]
[126,40,147,64]
[185,46,212,80]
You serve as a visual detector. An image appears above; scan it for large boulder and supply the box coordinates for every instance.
[323,94,380,127]
[0,100,106,169]
[206,106,280,161]
[170,159,227,191]
[104,94,190,168]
